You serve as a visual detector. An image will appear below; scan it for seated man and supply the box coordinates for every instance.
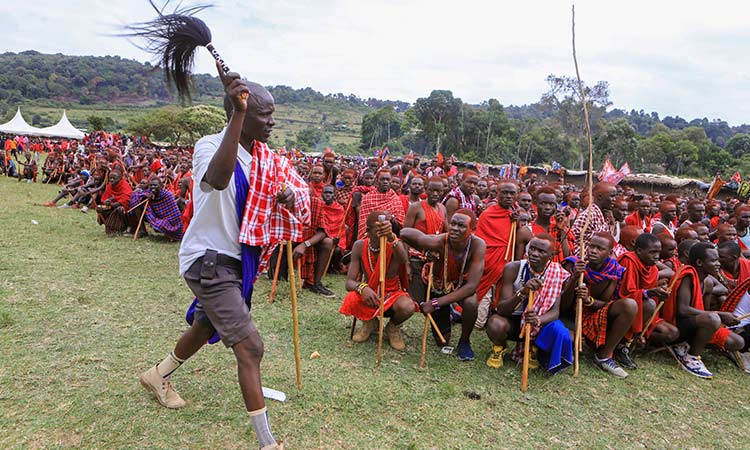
[616,233,680,369]
[562,232,635,378]
[293,193,335,297]
[129,176,184,241]
[401,209,486,361]
[717,241,750,370]
[485,235,574,373]
[663,242,743,378]
[96,169,132,235]
[321,185,347,275]
[403,177,448,310]
[340,211,414,350]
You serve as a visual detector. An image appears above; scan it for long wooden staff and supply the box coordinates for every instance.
[521,291,536,393]
[286,240,303,390]
[572,4,594,378]
[322,196,353,279]
[504,220,517,261]
[268,242,284,303]
[376,214,387,368]
[420,263,435,368]
[133,199,149,241]
[126,197,149,214]
[735,312,750,322]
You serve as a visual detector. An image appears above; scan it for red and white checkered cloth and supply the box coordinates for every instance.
[238,141,311,273]
[571,204,611,256]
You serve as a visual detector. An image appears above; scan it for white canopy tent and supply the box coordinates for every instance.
[0,107,41,135]
[0,108,86,139]
[37,111,85,140]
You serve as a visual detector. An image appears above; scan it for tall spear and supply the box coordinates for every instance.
[571,4,594,378]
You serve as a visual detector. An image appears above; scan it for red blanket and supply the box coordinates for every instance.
[618,251,659,337]
[474,205,513,301]
[101,178,132,207]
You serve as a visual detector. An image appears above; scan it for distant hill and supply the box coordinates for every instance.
[0,50,409,111]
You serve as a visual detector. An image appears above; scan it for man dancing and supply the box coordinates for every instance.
[401,209,486,360]
[138,67,308,450]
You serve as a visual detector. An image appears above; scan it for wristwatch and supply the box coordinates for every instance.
[304,240,311,248]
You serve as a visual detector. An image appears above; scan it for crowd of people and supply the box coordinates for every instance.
[6,96,750,450]
[6,126,750,383]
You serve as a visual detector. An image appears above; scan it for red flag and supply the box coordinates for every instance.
[732,172,742,183]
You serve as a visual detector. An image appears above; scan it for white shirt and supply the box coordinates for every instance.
[178,129,251,276]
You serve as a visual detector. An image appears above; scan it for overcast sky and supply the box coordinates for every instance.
[2,0,749,124]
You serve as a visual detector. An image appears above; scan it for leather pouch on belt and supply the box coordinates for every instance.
[200,249,219,279]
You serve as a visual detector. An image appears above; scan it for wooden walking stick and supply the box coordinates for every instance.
[521,291,536,393]
[571,4,595,377]
[286,240,303,390]
[504,220,517,261]
[376,214,387,368]
[631,265,684,347]
[420,263,435,368]
[269,242,284,303]
[133,199,149,241]
[126,197,149,214]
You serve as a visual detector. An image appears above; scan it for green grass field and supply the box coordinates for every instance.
[1,176,749,449]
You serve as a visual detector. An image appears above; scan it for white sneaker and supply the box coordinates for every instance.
[678,353,713,379]
[81,206,89,213]
[57,204,72,209]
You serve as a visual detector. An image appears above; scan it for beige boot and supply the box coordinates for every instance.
[261,441,284,450]
[385,320,406,351]
[139,365,186,409]
[352,319,378,343]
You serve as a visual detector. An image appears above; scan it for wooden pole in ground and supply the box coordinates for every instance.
[420,264,435,369]
[376,215,387,368]
[269,242,284,303]
[286,240,303,390]
[571,4,594,378]
[521,291,536,393]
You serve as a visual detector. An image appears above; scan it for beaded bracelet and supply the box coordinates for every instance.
[431,298,440,310]
[356,282,368,295]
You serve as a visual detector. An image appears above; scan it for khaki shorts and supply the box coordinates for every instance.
[183,254,257,347]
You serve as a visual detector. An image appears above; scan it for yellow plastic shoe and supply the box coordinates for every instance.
[528,345,540,370]
[486,344,507,369]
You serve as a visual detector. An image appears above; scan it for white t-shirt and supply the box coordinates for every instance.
[178,129,252,276]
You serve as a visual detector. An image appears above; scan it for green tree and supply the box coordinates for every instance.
[726,133,750,158]
[177,105,225,144]
[296,127,329,151]
[361,106,402,150]
[593,118,638,169]
[87,115,105,131]
[540,74,612,169]
[411,90,462,155]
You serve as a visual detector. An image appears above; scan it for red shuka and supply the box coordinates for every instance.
[474,204,513,301]
[617,251,660,338]
[339,238,412,321]
[101,178,133,207]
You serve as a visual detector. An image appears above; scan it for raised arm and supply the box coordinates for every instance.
[203,63,250,191]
